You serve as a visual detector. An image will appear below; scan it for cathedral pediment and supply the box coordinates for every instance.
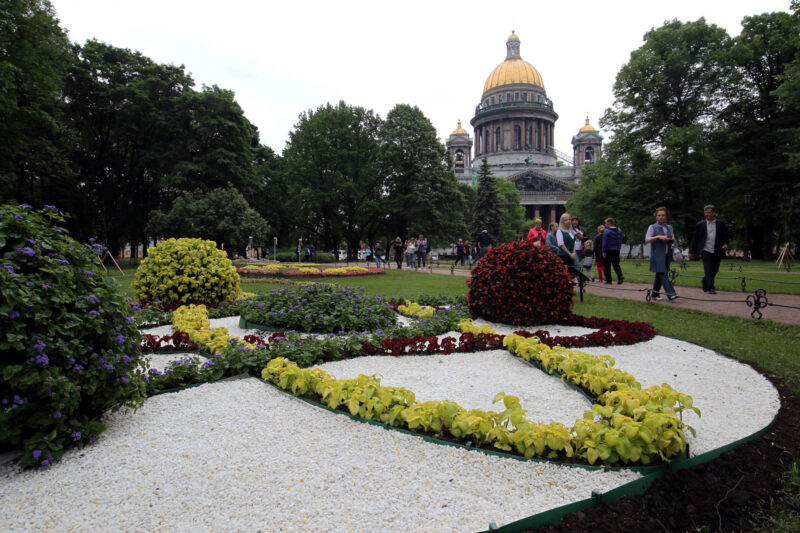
[511,172,571,193]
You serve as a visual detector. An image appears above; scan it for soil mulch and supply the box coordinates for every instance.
[527,366,800,533]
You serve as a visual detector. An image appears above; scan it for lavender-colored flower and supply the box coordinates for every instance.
[34,340,46,352]
[32,450,42,460]
[56,258,69,264]
[35,354,49,366]
[3,265,13,274]
[16,247,35,256]
[26,238,37,245]
[85,295,100,304]
[41,283,52,289]
[89,310,100,316]
[52,410,61,418]
[73,364,84,373]
[124,316,134,323]
[13,215,23,220]
[71,432,81,442]
[82,270,93,276]
[19,204,32,209]
[115,334,124,345]
[203,360,215,368]
[44,204,57,210]
[120,355,130,362]
[51,226,63,234]
[149,368,162,375]
[120,377,129,384]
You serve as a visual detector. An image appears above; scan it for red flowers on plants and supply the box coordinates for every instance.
[467,240,573,325]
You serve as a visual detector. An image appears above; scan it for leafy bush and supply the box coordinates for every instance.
[240,284,396,333]
[132,238,240,305]
[467,240,573,325]
[0,205,148,468]
[275,252,298,262]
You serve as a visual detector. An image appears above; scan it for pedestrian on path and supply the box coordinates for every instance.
[374,242,384,268]
[688,204,729,295]
[526,218,547,248]
[392,237,404,269]
[602,217,624,284]
[593,225,605,282]
[546,222,559,255]
[646,207,678,301]
[454,238,465,266]
[556,213,576,270]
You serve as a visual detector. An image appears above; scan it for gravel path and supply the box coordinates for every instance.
[0,318,779,532]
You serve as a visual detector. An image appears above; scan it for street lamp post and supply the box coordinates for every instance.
[744,193,751,262]
[273,236,277,261]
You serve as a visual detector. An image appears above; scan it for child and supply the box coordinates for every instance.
[581,239,594,280]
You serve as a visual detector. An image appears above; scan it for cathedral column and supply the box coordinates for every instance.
[534,206,540,219]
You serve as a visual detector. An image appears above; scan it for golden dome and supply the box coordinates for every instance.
[483,32,544,92]
[452,120,468,135]
[580,116,596,132]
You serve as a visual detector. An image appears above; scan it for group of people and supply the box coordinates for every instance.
[527,205,729,302]
[388,235,431,269]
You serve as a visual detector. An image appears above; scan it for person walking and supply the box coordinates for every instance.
[405,238,417,269]
[688,204,730,294]
[601,217,624,284]
[526,218,547,248]
[646,207,678,301]
[593,225,605,282]
[571,216,585,270]
[365,245,371,265]
[454,238,465,266]
[546,222,559,254]
[464,241,473,266]
[392,237,404,269]
[477,229,492,259]
[374,241,384,268]
[556,213,576,270]
[417,235,428,268]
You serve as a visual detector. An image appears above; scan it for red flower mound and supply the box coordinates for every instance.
[467,240,573,326]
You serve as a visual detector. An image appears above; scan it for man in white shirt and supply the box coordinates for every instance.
[688,205,730,294]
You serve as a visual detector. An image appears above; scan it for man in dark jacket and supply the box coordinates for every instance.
[688,204,729,294]
[601,218,624,284]
[476,229,492,259]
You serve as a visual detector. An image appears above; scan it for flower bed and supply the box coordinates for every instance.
[238,264,384,278]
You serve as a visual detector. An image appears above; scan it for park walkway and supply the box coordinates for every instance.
[421,265,800,326]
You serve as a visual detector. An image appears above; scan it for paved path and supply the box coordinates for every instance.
[420,265,800,326]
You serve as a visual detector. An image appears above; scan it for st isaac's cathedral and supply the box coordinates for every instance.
[446,31,602,223]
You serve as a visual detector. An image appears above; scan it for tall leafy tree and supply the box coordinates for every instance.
[716,11,800,258]
[572,18,731,246]
[0,0,73,206]
[146,186,270,257]
[283,101,384,257]
[495,177,525,242]
[380,104,467,245]
[470,158,501,242]
[64,40,195,257]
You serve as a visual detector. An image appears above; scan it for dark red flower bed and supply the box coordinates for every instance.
[512,314,657,348]
[141,332,198,352]
[467,240,573,326]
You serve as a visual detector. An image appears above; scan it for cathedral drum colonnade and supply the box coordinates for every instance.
[446,31,603,224]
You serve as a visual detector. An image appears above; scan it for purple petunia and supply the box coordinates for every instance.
[120,377,129,384]
[41,283,52,289]
[82,270,93,276]
[35,354,49,366]
[32,450,41,460]
[16,247,35,256]
[44,204,57,210]
[71,432,81,442]
[34,340,46,352]
[19,204,31,209]
[3,265,13,274]
[89,310,100,316]
[115,334,124,345]
[85,295,100,304]
[56,258,69,264]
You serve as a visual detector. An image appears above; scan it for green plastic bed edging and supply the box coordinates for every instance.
[479,410,780,532]
[258,378,677,475]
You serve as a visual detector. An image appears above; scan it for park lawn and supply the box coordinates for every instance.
[614,258,800,294]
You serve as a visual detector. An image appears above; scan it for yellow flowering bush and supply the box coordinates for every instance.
[133,238,240,304]
[398,301,436,319]
[172,304,250,355]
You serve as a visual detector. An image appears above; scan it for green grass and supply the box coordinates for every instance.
[614,259,800,294]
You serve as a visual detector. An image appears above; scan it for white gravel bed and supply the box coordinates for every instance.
[23,314,770,530]
[0,378,642,532]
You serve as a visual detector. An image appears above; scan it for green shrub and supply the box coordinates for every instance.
[132,238,240,305]
[275,251,299,262]
[315,252,335,263]
[0,204,148,468]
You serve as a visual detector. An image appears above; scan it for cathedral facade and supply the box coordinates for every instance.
[446,31,602,224]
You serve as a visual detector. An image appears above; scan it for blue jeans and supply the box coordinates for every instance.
[375,256,382,268]
[406,254,415,268]
[652,272,677,297]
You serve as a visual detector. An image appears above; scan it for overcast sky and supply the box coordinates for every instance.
[50,0,792,159]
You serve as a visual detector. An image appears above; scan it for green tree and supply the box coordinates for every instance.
[573,18,731,247]
[380,104,467,245]
[495,177,525,242]
[146,186,270,257]
[717,11,800,258]
[0,0,73,206]
[470,158,501,242]
[64,40,195,257]
[283,101,384,257]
